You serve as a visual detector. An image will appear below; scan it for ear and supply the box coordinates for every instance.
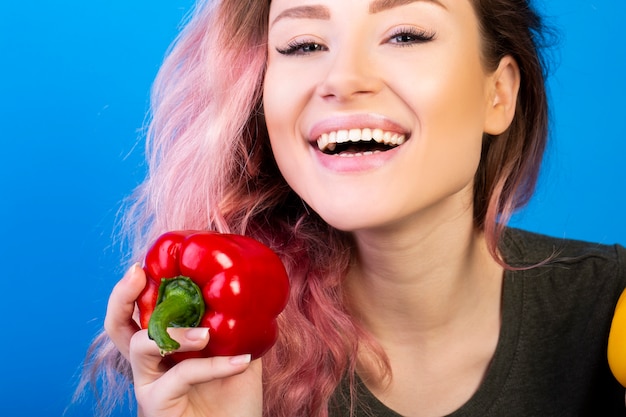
[484,55,521,135]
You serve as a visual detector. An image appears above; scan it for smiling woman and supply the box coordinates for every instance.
[264,0,522,236]
[77,0,626,416]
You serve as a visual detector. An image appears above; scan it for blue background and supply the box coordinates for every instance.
[0,1,624,416]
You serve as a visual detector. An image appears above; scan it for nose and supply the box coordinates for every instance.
[316,44,383,102]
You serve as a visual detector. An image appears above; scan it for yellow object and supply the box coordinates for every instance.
[608,288,626,386]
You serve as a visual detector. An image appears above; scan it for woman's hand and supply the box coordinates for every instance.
[104,264,263,417]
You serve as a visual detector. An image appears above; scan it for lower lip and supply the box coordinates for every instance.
[311,144,405,173]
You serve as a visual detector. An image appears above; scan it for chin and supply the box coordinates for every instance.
[313,206,392,233]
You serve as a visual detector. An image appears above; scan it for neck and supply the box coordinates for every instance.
[345,212,503,347]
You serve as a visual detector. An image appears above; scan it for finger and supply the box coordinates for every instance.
[104,263,146,360]
[129,327,212,387]
[154,354,254,400]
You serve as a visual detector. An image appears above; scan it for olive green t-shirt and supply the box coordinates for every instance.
[330,228,626,416]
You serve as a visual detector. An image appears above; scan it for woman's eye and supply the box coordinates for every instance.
[276,41,327,56]
[388,29,436,45]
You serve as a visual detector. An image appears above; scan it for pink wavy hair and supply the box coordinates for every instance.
[77,0,550,415]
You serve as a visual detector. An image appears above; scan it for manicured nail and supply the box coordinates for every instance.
[124,262,141,279]
[229,354,251,365]
[186,327,209,341]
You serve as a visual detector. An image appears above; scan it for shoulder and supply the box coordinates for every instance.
[501,227,626,310]
[502,227,626,273]
[494,229,626,416]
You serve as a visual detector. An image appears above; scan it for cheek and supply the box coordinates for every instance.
[414,58,487,133]
[263,73,293,160]
[262,64,308,144]
[262,71,286,141]
[263,55,320,141]
[392,58,488,199]
[262,71,310,195]
[410,52,488,159]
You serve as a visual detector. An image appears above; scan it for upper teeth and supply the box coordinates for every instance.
[317,128,406,152]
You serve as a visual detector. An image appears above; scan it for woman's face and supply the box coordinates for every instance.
[264,0,504,232]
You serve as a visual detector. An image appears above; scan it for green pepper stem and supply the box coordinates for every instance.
[147,276,206,356]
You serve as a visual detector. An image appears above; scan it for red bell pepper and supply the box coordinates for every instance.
[137,230,290,361]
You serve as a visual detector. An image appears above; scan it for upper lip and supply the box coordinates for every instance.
[307,113,410,143]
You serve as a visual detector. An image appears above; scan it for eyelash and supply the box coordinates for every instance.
[275,27,436,56]
[276,39,327,56]
[387,27,436,45]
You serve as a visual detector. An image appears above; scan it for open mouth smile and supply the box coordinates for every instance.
[316,128,407,156]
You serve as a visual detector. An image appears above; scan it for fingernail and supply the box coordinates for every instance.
[185,327,209,341]
[124,262,141,280]
[229,354,251,365]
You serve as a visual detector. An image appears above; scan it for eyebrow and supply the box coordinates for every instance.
[271,0,445,26]
[271,5,330,26]
[369,0,446,14]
